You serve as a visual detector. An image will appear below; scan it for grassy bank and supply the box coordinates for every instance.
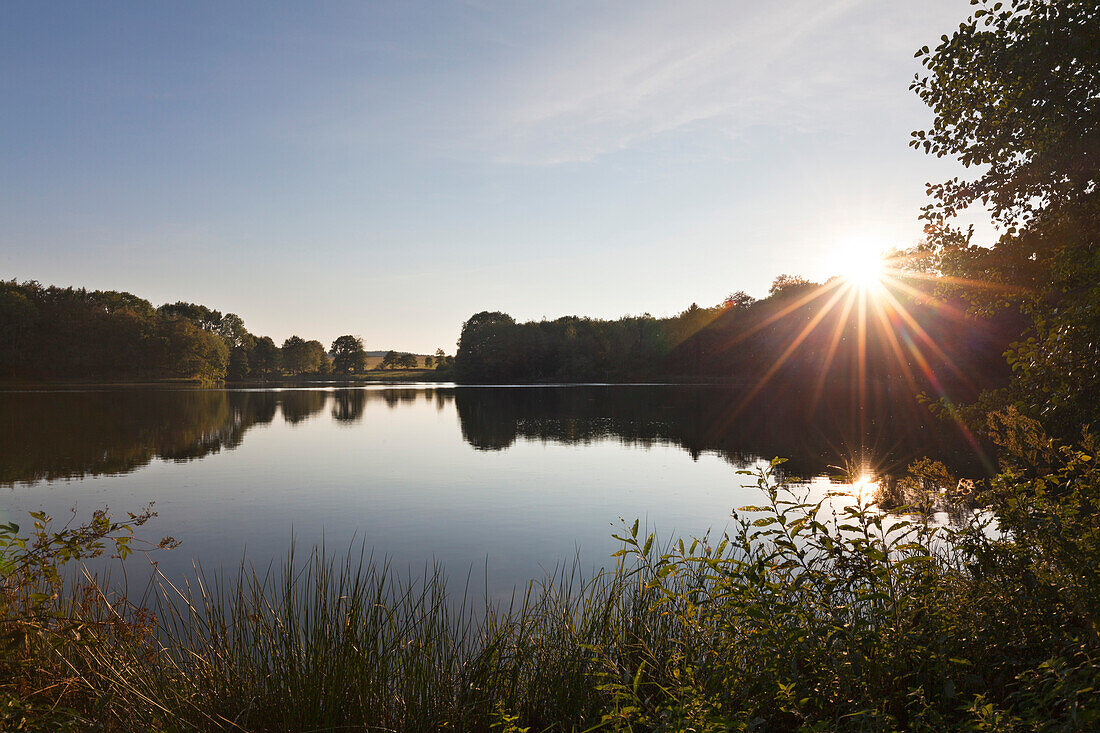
[3,411,1098,731]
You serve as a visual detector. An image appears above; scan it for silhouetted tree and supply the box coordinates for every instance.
[723,291,756,309]
[331,335,366,375]
[0,279,350,384]
[768,274,816,298]
[455,311,517,382]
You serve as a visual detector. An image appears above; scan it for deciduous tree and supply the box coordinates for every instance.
[250,336,281,381]
[331,335,366,375]
[912,0,1100,431]
[281,336,315,375]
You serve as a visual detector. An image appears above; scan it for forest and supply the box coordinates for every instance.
[0,270,1018,395]
[0,280,417,383]
[454,276,1021,404]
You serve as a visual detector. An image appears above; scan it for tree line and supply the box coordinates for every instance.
[0,280,385,383]
[454,279,1021,406]
[453,301,724,383]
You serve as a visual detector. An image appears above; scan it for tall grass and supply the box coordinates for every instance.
[3,410,1099,731]
[17,544,684,731]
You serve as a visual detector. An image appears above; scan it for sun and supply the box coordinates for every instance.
[844,254,885,288]
[832,235,889,289]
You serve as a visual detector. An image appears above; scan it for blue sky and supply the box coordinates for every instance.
[1,1,990,352]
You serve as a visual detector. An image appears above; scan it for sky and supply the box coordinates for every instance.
[0,1,994,353]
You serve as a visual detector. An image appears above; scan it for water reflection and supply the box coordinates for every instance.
[1,384,986,488]
[281,390,328,424]
[331,389,366,423]
[2,389,328,486]
[453,384,985,478]
[3,384,990,598]
[0,387,463,486]
[2,390,265,486]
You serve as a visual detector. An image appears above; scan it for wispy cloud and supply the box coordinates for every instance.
[276,0,951,168]
[470,0,919,165]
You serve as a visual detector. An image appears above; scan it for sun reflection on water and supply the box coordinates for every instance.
[850,472,877,499]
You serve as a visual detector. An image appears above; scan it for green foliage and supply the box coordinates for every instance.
[280,335,310,374]
[0,506,175,729]
[1000,295,1100,431]
[280,336,329,375]
[248,336,281,380]
[599,439,1100,730]
[226,344,253,382]
[911,0,1100,434]
[159,317,230,383]
[911,0,1098,228]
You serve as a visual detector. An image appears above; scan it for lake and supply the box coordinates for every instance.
[1,384,986,597]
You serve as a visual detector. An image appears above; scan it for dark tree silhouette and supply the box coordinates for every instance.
[331,335,367,375]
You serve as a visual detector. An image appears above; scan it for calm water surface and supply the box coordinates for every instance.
[2,384,984,596]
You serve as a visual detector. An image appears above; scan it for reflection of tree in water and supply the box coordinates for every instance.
[454,385,989,479]
[331,389,367,423]
[247,391,280,427]
[379,389,419,410]
[1,390,279,486]
[332,388,445,422]
[0,384,981,487]
[280,390,328,424]
[2,388,459,485]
